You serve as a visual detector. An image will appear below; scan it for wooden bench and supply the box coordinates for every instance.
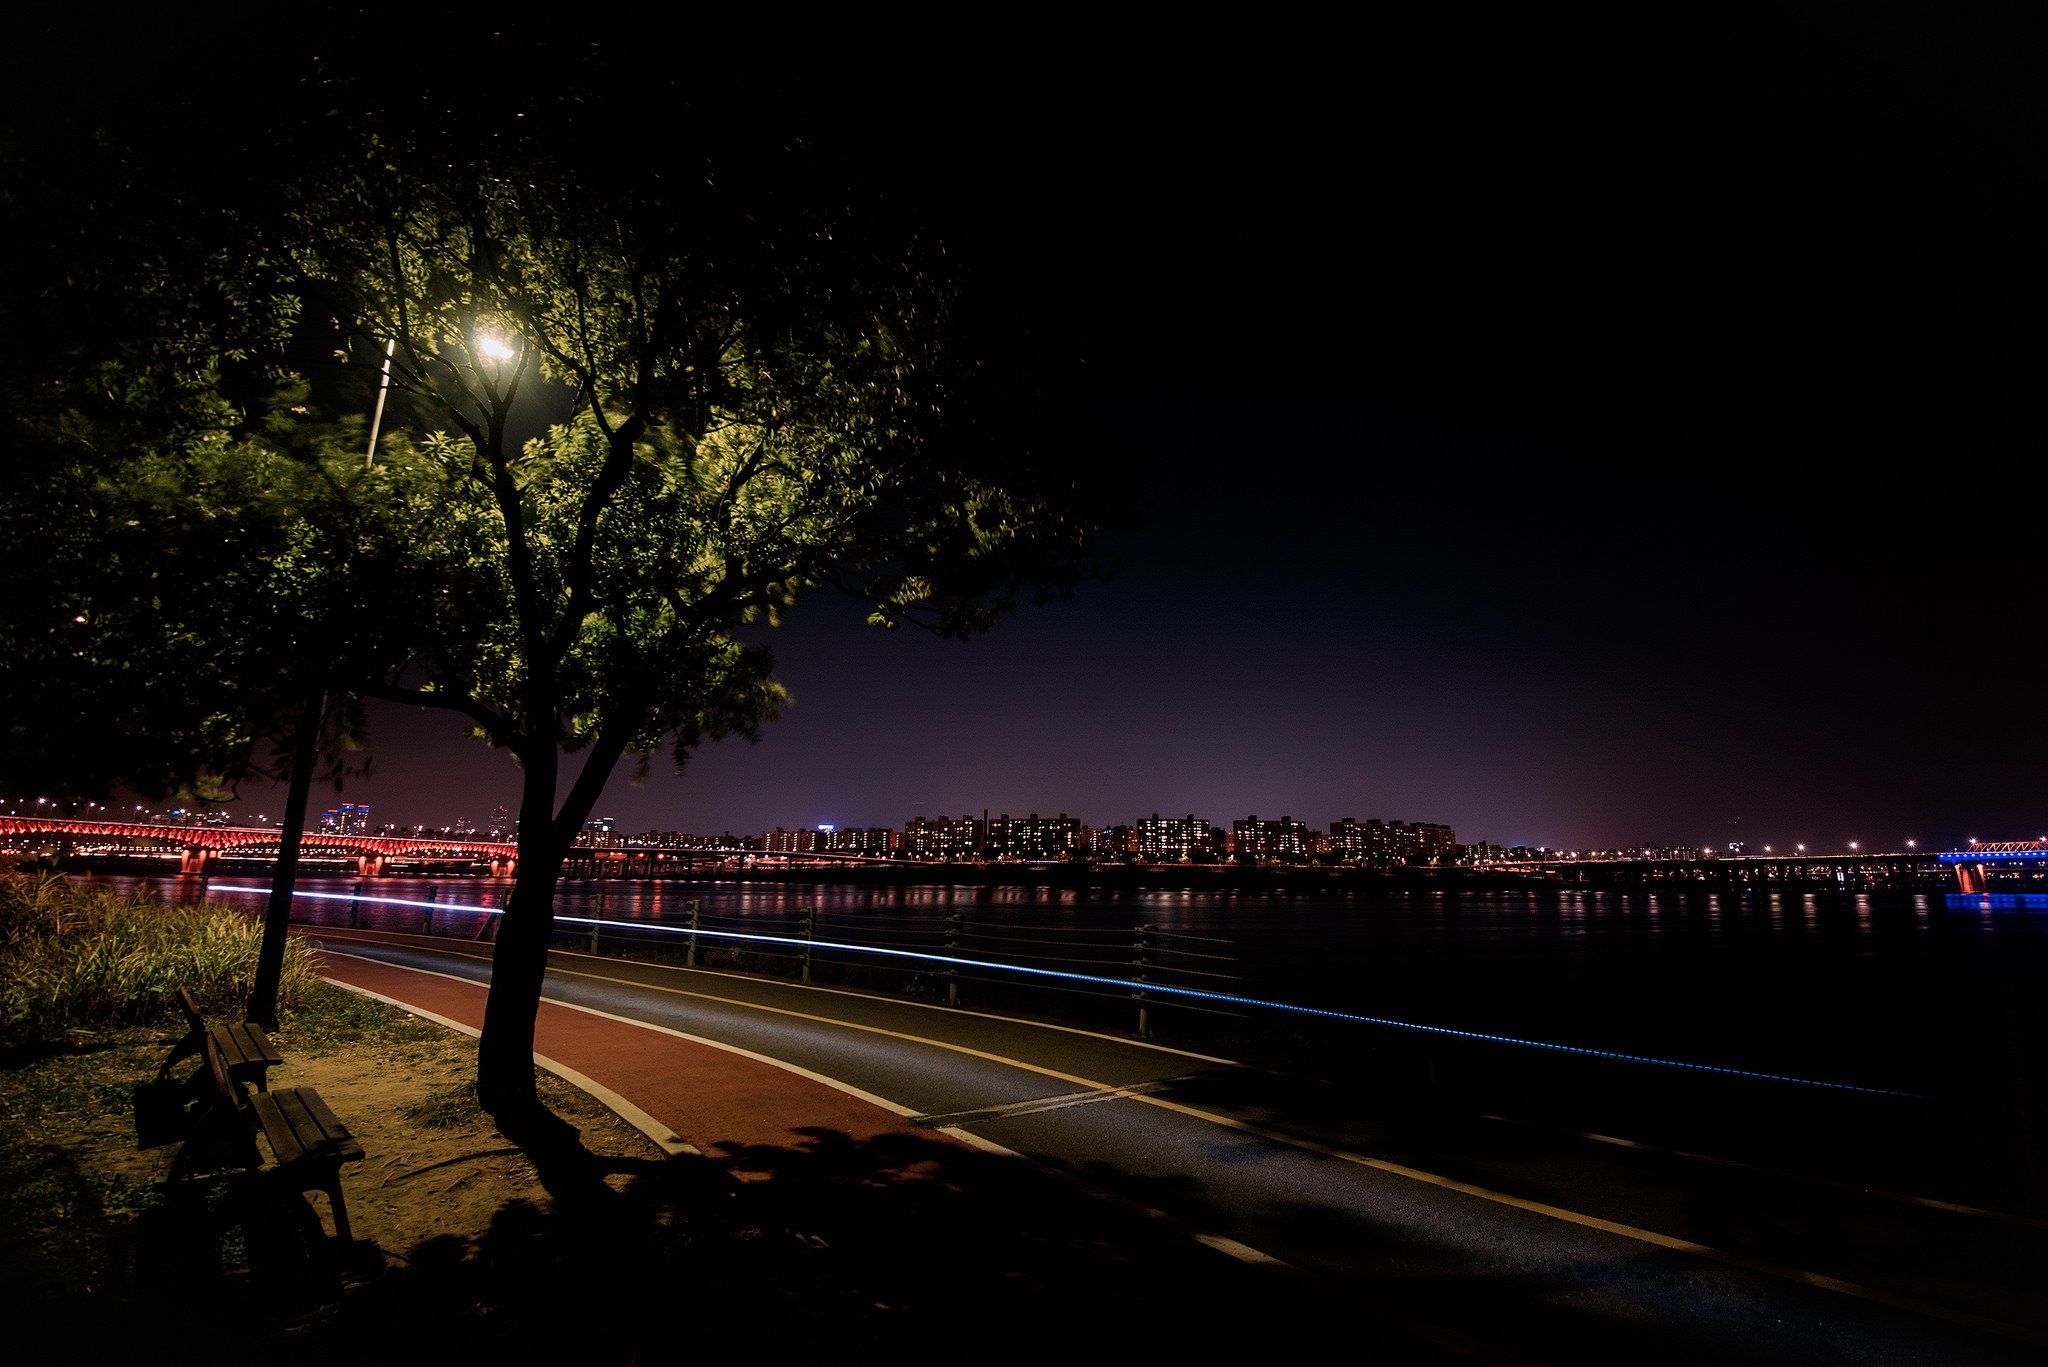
[169,1035,366,1246]
[156,987,282,1093]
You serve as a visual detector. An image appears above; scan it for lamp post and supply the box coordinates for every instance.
[364,338,396,470]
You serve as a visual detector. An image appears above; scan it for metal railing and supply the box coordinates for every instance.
[562,899,1243,1039]
[204,883,1245,1040]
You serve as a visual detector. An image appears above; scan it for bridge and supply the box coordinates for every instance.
[1501,844,2048,893]
[0,816,893,879]
[7,816,2045,892]
[1937,841,2048,894]
[0,816,519,877]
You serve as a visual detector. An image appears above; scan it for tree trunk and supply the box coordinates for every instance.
[248,692,322,1031]
[473,729,636,1129]
[476,850,562,1117]
[476,750,562,1120]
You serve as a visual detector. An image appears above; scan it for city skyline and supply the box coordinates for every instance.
[67,769,2007,860]
[5,792,1993,862]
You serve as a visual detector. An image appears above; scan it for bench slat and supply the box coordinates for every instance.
[293,1089,363,1159]
[253,1089,364,1169]
[160,989,282,1095]
[252,1093,314,1166]
[215,1022,283,1070]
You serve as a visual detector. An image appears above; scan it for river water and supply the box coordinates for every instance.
[97,871,2046,1111]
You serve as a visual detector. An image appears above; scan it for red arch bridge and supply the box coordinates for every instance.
[0,816,519,878]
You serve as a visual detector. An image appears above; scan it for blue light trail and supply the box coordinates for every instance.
[216,885,1920,1098]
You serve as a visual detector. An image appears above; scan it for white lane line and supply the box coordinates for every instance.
[913,1078,1180,1127]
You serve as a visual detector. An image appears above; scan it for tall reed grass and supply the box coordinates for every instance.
[0,873,316,1052]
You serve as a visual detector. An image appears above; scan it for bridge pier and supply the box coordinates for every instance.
[1955,862,1986,894]
[488,854,517,878]
[179,847,212,876]
[356,854,385,878]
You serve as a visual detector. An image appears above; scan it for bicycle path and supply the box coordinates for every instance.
[312,942,977,1172]
[305,938,1452,1361]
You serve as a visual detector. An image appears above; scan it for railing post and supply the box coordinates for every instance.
[800,904,815,984]
[422,884,438,935]
[1134,922,1153,1039]
[945,912,961,1007]
[590,890,605,952]
[349,881,362,929]
[686,899,700,968]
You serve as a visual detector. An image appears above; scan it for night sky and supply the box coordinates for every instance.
[36,11,2046,852]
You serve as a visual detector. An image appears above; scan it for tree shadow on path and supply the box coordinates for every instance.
[271,1122,1417,1365]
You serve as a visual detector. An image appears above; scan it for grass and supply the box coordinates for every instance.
[399,1077,484,1128]
[273,979,443,1056]
[0,872,318,1057]
[0,872,402,1309]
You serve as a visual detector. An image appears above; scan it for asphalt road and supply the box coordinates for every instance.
[310,928,2046,1366]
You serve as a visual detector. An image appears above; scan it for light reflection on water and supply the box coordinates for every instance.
[1948,892,2048,912]
[81,872,2044,1098]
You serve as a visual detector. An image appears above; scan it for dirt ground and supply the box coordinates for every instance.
[147,1021,663,1255]
[29,1002,667,1295]
[341,1042,656,1252]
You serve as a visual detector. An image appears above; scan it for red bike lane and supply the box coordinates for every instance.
[310,942,972,1173]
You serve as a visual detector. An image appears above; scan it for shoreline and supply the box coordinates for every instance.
[28,854,1965,895]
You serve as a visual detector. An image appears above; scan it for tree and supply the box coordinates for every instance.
[5,40,1109,1125]
[0,88,444,1028]
[0,353,423,1028]
[0,99,296,805]
[263,59,1108,1125]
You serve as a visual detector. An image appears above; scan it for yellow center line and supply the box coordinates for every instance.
[1118,1092,2039,1342]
